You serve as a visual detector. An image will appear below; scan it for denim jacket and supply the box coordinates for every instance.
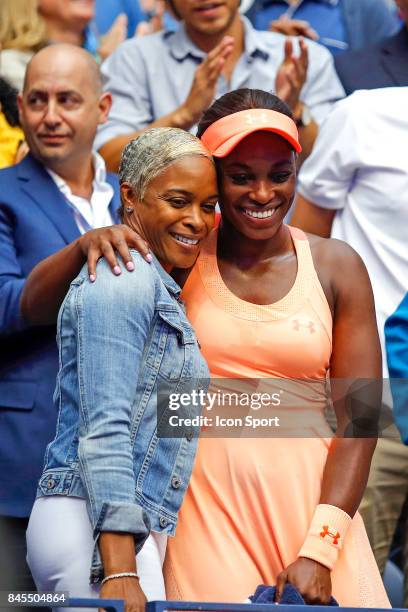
[37,252,209,582]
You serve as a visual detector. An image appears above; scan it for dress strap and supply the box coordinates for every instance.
[287,226,318,285]
[287,226,333,337]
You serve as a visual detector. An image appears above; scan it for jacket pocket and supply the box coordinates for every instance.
[0,380,37,411]
[158,310,196,344]
[154,310,196,381]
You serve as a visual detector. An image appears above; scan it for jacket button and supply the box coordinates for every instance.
[159,517,168,528]
[47,478,55,489]
[171,476,181,489]
[186,431,193,442]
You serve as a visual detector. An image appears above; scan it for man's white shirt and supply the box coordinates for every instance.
[47,152,114,234]
[298,87,408,374]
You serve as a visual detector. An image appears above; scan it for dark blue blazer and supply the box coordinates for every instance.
[0,153,120,517]
[335,27,408,95]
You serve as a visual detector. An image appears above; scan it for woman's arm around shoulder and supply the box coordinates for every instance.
[20,225,151,327]
[85,250,158,309]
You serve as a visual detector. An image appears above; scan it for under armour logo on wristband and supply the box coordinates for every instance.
[320,525,341,545]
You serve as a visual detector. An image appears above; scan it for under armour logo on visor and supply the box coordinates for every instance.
[320,525,341,545]
[244,113,269,126]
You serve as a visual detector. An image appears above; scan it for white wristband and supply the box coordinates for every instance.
[298,504,352,570]
[101,572,139,586]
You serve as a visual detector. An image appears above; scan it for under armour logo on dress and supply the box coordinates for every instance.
[292,319,316,334]
[245,113,269,126]
[320,525,340,545]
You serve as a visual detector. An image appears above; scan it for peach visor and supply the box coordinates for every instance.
[200,109,302,157]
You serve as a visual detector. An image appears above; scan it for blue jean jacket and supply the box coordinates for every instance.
[37,252,209,582]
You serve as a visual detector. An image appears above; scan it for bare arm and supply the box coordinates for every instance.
[297,119,318,166]
[291,194,336,238]
[320,241,381,513]
[99,107,195,173]
[270,17,319,40]
[20,225,150,326]
[99,532,146,612]
[20,239,87,327]
[276,240,381,603]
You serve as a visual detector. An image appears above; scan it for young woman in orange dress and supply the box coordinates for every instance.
[22,89,389,608]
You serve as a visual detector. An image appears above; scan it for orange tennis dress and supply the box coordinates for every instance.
[164,226,389,607]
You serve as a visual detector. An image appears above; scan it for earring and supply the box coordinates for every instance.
[125,207,133,214]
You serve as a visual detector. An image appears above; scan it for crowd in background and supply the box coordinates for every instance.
[0,0,406,166]
[1,0,408,610]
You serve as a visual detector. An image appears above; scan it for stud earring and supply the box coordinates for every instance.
[125,207,133,214]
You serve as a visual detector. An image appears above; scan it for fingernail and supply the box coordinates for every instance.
[146,253,153,263]
[126,261,135,271]
[113,265,121,275]
[89,274,96,283]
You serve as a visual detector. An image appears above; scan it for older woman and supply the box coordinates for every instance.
[23,91,388,608]
[26,127,218,612]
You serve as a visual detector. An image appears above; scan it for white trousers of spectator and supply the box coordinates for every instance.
[26,497,167,611]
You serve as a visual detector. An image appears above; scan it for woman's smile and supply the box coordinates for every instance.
[123,155,218,270]
[170,232,201,247]
[240,202,284,222]
[218,131,296,240]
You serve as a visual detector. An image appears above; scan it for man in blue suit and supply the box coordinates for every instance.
[0,44,120,598]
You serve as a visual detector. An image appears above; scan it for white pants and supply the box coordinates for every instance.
[26,497,167,611]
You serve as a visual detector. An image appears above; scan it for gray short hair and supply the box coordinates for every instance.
[119,127,213,200]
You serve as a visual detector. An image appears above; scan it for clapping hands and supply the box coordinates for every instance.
[275,38,309,112]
